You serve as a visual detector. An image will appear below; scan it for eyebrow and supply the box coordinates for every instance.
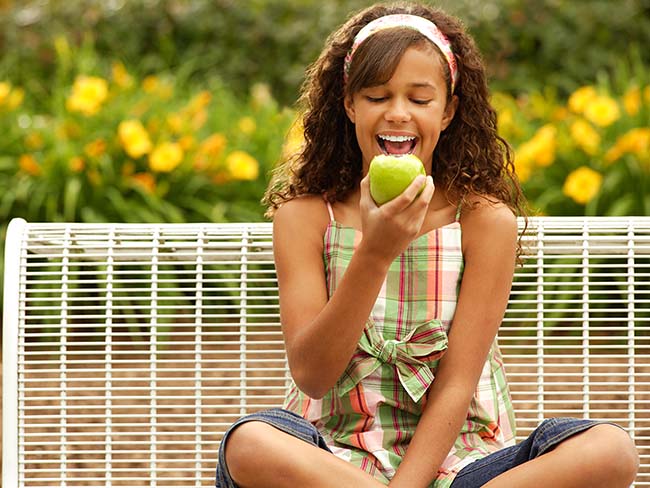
[408,82,436,89]
[370,82,437,90]
[365,81,437,91]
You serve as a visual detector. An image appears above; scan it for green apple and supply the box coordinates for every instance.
[369,154,426,205]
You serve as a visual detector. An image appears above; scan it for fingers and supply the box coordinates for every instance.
[359,174,435,260]
[419,175,435,203]
[359,174,377,211]
[382,175,434,213]
[360,174,371,200]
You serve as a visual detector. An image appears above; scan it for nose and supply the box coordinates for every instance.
[384,97,411,123]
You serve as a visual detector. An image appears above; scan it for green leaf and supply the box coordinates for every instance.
[644,194,650,216]
[63,178,81,221]
[80,206,109,223]
[534,187,565,213]
[0,157,16,171]
[605,195,636,216]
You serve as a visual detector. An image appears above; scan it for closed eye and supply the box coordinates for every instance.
[366,96,387,103]
[412,99,432,105]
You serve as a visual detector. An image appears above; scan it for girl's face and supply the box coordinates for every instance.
[344,45,458,175]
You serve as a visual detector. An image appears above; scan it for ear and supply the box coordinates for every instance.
[441,95,459,131]
[344,94,356,124]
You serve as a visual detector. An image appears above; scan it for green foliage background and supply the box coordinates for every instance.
[3,0,650,106]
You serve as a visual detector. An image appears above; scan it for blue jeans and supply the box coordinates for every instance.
[449,417,610,486]
[215,408,614,487]
[216,409,331,487]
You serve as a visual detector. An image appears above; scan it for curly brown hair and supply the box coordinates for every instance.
[263,1,528,225]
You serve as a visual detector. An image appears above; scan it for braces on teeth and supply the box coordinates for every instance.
[379,135,416,143]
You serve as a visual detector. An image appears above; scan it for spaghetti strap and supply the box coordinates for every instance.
[323,196,335,221]
[454,202,462,222]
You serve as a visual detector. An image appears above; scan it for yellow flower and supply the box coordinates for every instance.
[212,171,231,184]
[533,125,557,166]
[622,86,641,117]
[188,91,212,114]
[112,61,134,89]
[191,108,208,131]
[178,135,195,151]
[194,133,227,171]
[25,132,44,150]
[513,155,533,183]
[225,150,259,181]
[84,138,107,158]
[497,107,513,130]
[142,75,172,98]
[69,156,85,172]
[569,119,600,156]
[516,124,557,169]
[166,113,185,134]
[157,80,174,100]
[19,154,41,176]
[149,142,184,172]
[132,172,156,193]
[0,83,24,110]
[584,95,620,127]
[142,75,159,93]
[238,116,256,135]
[563,166,603,205]
[6,87,24,109]
[551,107,569,122]
[282,119,305,159]
[200,133,227,156]
[66,75,109,116]
[0,81,11,104]
[568,86,598,114]
[605,128,650,164]
[118,120,152,158]
[645,86,650,104]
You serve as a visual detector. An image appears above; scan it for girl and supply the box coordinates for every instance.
[216,2,639,487]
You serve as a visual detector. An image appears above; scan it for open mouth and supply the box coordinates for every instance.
[377,134,417,156]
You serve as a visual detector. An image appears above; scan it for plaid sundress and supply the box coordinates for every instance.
[283,201,516,487]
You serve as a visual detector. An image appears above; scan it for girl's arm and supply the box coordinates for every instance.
[274,175,433,399]
[389,199,518,488]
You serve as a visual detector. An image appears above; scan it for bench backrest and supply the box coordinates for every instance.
[3,217,649,486]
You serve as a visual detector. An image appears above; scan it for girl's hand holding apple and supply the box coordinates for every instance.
[359,156,434,266]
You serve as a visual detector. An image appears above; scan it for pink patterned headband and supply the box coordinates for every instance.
[344,14,458,94]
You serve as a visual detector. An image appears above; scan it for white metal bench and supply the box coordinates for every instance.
[3,216,649,487]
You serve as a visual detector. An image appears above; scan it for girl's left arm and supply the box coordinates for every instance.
[389,200,519,488]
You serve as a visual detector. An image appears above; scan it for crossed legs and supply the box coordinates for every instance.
[223,421,639,488]
[224,421,385,488]
[482,424,639,488]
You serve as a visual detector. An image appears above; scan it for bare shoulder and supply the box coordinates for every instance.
[273,194,330,250]
[460,195,518,257]
[461,194,517,229]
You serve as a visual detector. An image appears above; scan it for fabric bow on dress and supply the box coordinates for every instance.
[337,318,448,403]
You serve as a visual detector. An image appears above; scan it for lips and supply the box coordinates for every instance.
[377,134,417,155]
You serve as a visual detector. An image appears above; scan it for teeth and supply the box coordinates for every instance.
[378,134,416,143]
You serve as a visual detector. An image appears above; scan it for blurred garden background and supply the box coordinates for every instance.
[1,0,649,293]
